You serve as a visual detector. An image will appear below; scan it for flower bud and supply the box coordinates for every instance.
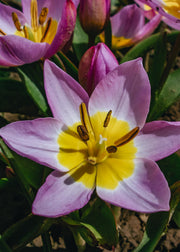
[79,0,110,37]
[78,43,118,95]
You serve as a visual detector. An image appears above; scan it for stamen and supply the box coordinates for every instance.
[106,145,117,153]
[0,29,6,35]
[31,0,38,31]
[77,125,89,141]
[79,103,95,140]
[39,7,48,25]
[40,17,52,42]
[23,26,29,39]
[12,12,22,31]
[103,110,112,127]
[88,156,97,165]
[115,127,139,147]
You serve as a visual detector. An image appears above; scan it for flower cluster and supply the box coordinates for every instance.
[0,0,180,221]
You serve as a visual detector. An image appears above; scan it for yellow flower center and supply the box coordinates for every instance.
[57,103,138,189]
[162,0,180,19]
[5,0,58,44]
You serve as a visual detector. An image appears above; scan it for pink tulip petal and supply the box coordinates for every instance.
[97,158,170,213]
[89,58,150,129]
[0,35,49,66]
[135,121,180,161]
[111,5,144,38]
[32,169,95,217]
[44,60,89,125]
[45,0,76,58]
[0,118,69,172]
[0,2,28,34]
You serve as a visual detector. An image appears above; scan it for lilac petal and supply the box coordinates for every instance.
[135,121,180,161]
[0,2,28,34]
[32,168,95,217]
[89,58,150,129]
[79,43,118,95]
[44,60,89,125]
[97,158,170,213]
[136,0,180,23]
[45,0,76,58]
[163,17,180,30]
[111,5,144,38]
[133,13,161,43]
[0,118,68,172]
[22,0,66,24]
[0,35,49,66]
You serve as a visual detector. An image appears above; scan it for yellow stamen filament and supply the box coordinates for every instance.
[0,29,6,35]
[103,110,112,127]
[79,103,95,140]
[23,26,29,39]
[12,12,22,31]
[114,127,139,147]
[39,7,48,25]
[77,125,89,141]
[40,17,52,42]
[31,0,38,31]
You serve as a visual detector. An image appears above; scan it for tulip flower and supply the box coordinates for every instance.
[78,43,118,95]
[79,0,110,38]
[0,0,76,66]
[2,58,180,217]
[136,0,180,30]
[100,4,161,50]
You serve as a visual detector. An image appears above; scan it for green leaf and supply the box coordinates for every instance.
[0,78,35,113]
[148,68,180,120]
[158,153,180,186]
[2,214,54,251]
[0,235,12,252]
[134,211,170,252]
[17,68,49,116]
[0,139,47,190]
[134,181,180,252]
[121,31,179,63]
[73,14,88,62]
[148,32,167,105]
[80,199,118,249]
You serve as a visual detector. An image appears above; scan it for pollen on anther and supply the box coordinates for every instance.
[77,125,89,141]
[39,7,48,25]
[103,110,112,127]
[12,12,22,31]
[106,145,117,153]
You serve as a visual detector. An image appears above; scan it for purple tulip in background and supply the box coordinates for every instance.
[0,0,76,66]
[135,0,180,30]
[1,59,180,217]
[79,0,111,37]
[78,43,118,95]
[100,4,161,49]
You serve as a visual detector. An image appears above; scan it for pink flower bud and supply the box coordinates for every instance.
[79,0,110,37]
[78,43,118,95]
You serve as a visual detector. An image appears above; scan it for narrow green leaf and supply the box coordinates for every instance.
[121,31,179,63]
[0,235,12,252]
[173,203,180,228]
[104,20,112,49]
[2,214,54,251]
[80,199,118,249]
[158,153,180,186]
[57,51,78,81]
[0,139,46,190]
[148,68,180,121]
[148,32,167,105]
[73,15,88,62]
[17,68,49,116]
[0,78,34,113]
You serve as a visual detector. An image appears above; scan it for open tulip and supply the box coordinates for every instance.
[100,4,161,50]
[79,0,110,38]
[0,0,76,66]
[136,0,180,29]
[1,59,180,217]
[78,43,118,95]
